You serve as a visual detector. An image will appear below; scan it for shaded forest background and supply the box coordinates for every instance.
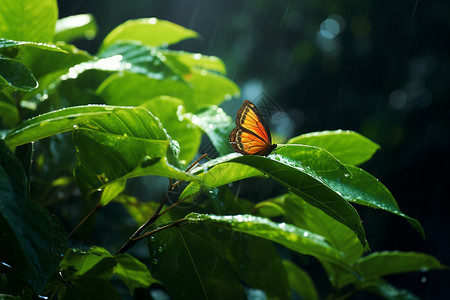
[56,0,450,299]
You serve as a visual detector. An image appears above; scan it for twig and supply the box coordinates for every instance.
[114,153,207,255]
[68,202,102,239]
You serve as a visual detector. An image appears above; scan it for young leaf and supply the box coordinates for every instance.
[288,130,380,165]
[0,140,66,294]
[101,18,198,50]
[0,0,57,43]
[358,278,420,300]
[147,226,246,299]
[282,260,319,300]
[115,254,159,293]
[54,14,97,43]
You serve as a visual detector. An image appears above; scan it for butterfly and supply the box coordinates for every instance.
[229,100,277,156]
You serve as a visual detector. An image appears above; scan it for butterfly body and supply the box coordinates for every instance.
[229,100,277,156]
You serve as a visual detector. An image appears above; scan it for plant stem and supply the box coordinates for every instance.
[68,202,102,239]
[114,153,207,255]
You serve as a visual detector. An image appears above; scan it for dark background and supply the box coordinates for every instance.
[57,0,450,299]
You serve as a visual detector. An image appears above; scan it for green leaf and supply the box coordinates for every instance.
[60,247,117,281]
[54,14,97,43]
[0,0,58,42]
[0,39,65,55]
[0,140,66,294]
[356,251,448,279]
[99,42,184,81]
[322,165,424,238]
[188,221,290,299]
[148,226,246,299]
[115,254,158,293]
[288,130,380,165]
[185,213,351,270]
[4,105,127,147]
[71,107,196,194]
[359,279,420,300]
[183,105,234,156]
[97,72,191,106]
[162,50,227,74]
[181,149,368,249]
[261,193,364,263]
[282,260,319,300]
[58,277,121,300]
[0,56,38,91]
[59,247,156,295]
[184,69,240,112]
[0,101,20,127]
[99,180,126,206]
[101,18,198,50]
[140,96,202,164]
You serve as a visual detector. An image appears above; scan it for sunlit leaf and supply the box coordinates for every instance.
[140,96,202,164]
[54,14,97,43]
[180,148,368,249]
[321,165,424,238]
[182,105,234,156]
[0,0,57,42]
[101,18,198,50]
[288,130,380,165]
[162,50,227,74]
[260,193,364,263]
[99,42,184,82]
[185,213,352,270]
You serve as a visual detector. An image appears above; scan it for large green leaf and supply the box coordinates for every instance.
[0,140,66,294]
[0,39,65,55]
[356,251,447,279]
[147,225,246,299]
[140,96,202,164]
[259,193,364,263]
[182,105,235,156]
[101,18,198,50]
[288,130,380,165]
[188,222,290,299]
[282,260,319,300]
[54,14,97,43]
[321,165,424,238]
[4,105,129,147]
[181,147,368,249]
[58,246,157,296]
[0,56,38,91]
[98,42,184,82]
[359,279,420,300]
[162,49,227,74]
[185,213,352,270]
[0,0,57,43]
[71,107,197,194]
[97,72,191,106]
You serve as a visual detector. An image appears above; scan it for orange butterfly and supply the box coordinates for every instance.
[229,100,277,156]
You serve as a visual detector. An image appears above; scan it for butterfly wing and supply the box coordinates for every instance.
[229,100,276,156]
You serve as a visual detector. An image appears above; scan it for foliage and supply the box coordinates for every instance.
[0,0,447,299]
